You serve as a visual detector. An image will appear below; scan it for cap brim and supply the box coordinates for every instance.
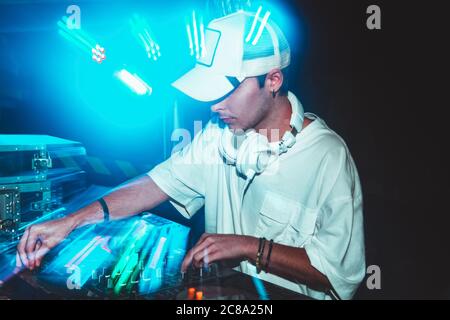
[171,64,234,102]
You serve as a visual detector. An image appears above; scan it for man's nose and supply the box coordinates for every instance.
[211,100,226,113]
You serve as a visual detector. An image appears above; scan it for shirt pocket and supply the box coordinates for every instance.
[254,191,319,248]
[255,191,301,244]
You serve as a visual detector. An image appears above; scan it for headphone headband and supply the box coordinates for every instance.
[287,91,304,133]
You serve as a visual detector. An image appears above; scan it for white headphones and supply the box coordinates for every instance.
[218,91,304,179]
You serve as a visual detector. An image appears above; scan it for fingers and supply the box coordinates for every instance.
[180,234,248,272]
[181,234,227,271]
[196,233,210,245]
[17,226,42,270]
[15,252,22,268]
[181,246,209,272]
[17,228,30,268]
[34,244,50,268]
[192,246,219,268]
[14,252,23,274]
[181,235,213,272]
[191,247,210,269]
[30,240,42,270]
[24,228,39,270]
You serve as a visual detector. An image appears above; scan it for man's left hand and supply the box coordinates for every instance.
[181,233,258,272]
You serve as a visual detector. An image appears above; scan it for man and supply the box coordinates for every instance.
[17,11,365,300]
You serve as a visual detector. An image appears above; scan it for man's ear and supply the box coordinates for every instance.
[266,69,284,94]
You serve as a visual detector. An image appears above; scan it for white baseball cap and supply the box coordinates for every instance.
[172,10,291,102]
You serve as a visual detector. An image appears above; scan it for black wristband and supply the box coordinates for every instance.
[97,197,110,223]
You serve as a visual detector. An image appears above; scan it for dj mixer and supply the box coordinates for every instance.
[0,213,309,300]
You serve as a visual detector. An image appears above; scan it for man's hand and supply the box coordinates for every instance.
[17,216,77,270]
[181,233,258,272]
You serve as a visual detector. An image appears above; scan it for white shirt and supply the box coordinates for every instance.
[147,93,366,300]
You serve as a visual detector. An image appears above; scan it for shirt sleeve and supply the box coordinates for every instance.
[147,121,220,219]
[303,144,366,300]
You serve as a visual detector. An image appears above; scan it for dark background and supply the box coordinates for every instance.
[0,0,449,299]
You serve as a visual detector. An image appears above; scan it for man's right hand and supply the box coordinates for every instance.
[17,216,76,270]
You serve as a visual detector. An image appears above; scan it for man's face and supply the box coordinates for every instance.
[210,77,271,132]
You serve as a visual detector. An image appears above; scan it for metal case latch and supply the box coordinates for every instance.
[32,150,53,172]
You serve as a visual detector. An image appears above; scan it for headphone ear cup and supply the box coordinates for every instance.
[218,127,238,164]
[236,132,273,177]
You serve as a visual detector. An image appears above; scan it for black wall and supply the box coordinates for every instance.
[286,0,449,299]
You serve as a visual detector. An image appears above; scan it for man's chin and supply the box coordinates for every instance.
[228,126,247,135]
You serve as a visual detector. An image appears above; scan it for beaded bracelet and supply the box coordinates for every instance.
[255,237,266,274]
[264,239,274,271]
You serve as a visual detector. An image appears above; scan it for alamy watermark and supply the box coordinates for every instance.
[169,121,284,176]
[66,5,81,30]
[366,5,381,30]
[366,264,381,290]
[66,265,81,290]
